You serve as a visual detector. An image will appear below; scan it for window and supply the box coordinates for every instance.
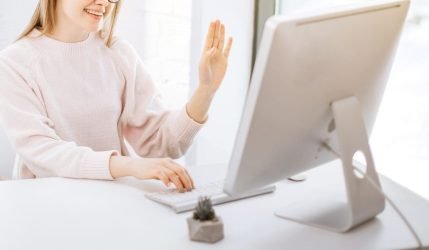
[116,0,192,109]
[371,0,429,199]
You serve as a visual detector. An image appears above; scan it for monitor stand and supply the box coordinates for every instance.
[275,96,385,233]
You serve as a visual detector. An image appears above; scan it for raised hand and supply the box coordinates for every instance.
[185,20,233,123]
[199,20,233,93]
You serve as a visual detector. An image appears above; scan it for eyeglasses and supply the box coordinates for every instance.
[108,0,120,3]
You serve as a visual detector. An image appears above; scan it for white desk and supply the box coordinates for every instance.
[1,161,428,250]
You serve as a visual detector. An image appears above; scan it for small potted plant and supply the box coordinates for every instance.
[187,196,224,243]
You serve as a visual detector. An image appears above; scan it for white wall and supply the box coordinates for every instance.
[0,1,38,48]
[0,1,38,177]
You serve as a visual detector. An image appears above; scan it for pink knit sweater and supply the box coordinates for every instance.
[0,29,203,180]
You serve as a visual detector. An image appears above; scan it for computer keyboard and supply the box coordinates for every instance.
[145,180,276,213]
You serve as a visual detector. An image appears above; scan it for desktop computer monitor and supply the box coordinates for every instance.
[223,0,409,232]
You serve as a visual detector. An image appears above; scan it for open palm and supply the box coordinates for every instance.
[199,20,233,92]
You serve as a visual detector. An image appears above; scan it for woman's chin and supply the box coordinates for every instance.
[83,24,101,33]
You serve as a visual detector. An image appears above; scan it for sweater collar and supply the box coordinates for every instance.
[28,29,100,54]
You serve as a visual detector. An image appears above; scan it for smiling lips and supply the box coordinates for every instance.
[84,9,104,20]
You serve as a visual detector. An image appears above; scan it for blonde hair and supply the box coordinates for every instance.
[17,0,122,47]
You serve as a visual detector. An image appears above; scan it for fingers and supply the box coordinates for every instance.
[157,171,170,188]
[164,160,194,192]
[204,21,215,50]
[187,168,195,189]
[213,20,221,49]
[162,167,185,191]
[205,20,229,52]
[135,158,194,192]
[223,37,233,59]
[218,24,225,49]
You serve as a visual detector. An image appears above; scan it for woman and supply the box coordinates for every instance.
[0,0,233,192]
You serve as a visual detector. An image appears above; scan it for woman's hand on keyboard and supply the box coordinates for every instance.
[110,156,194,192]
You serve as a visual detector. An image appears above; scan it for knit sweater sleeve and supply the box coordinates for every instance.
[111,39,204,159]
[0,49,117,180]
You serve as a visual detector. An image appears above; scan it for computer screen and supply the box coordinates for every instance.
[223,0,409,232]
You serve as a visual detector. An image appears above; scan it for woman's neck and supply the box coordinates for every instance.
[48,19,90,43]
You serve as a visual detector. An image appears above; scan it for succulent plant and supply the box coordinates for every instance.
[193,196,217,221]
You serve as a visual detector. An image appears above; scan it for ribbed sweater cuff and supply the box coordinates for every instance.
[80,150,118,180]
[174,106,205,145]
